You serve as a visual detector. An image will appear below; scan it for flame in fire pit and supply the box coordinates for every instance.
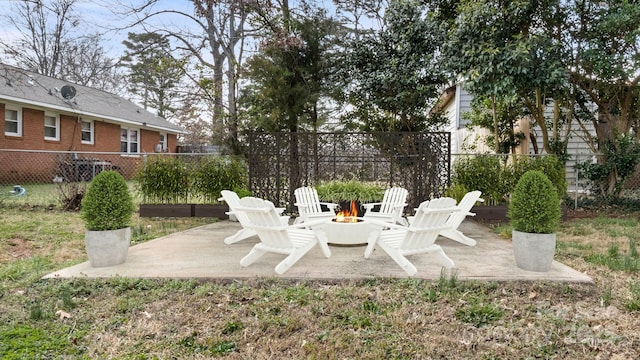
[335,200,359,223]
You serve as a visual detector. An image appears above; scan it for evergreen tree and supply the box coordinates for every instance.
[121,32,185,120]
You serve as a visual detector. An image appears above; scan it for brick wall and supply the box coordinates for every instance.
[1,102,177,153]
[2,101,180,183]
[141,128,160,153]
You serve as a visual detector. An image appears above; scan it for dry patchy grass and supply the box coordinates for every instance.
[1,207,639,359]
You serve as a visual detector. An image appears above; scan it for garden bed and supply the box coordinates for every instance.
[139,204,229,219]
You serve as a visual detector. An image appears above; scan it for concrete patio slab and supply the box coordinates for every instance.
[43,220,593,283]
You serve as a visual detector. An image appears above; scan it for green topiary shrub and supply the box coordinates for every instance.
[512,155,567,198]
[508,170,561,234]
[81,171,135,231]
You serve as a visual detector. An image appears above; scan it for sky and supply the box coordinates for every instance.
[0,0,377,62]
[0,0,201,60]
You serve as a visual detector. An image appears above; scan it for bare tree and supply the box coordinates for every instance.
[123,0,254,153]
[333,0,387,41]
[59,34,124,93]
[0,0,122,92]
[0,0,78,76]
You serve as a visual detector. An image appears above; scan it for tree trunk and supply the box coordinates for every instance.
[492,94,500,154]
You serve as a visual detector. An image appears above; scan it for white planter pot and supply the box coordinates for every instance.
[512,229,556,272]
[85,227,131,267]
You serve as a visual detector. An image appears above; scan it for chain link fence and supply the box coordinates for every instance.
[2,149,640,211]
[0,150,143,208]
[450,152,640,211]
[569,153,640,210]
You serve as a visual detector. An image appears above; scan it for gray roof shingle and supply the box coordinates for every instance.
[0,63,183,133]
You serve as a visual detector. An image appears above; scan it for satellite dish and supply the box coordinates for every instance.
[60,85,76,100]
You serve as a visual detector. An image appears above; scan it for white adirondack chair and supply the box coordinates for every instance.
[218,190,289,244]
[439,190,484,246]
[293,186,338,224]
[364,197,458,276]
[362,187,409,226]
[233,196,332,274]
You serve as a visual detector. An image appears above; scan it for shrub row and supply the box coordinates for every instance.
[135,155,247,204]
[449,155,566,205]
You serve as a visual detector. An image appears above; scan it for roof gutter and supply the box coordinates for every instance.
[0,94,185,134]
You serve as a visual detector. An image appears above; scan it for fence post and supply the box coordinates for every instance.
[574,154,579,210]
[142,154,147,205]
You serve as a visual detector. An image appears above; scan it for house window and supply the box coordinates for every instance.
[4,105,22,136]
[120,127,139,154]
[81,120,94,144]
[44,113,60,140]
[159,133,167,151]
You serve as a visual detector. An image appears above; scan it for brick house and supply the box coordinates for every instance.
[0,63,184,183]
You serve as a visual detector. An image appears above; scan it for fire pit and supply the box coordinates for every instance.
[322,200,377,246]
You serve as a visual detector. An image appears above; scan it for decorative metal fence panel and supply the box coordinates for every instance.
[247,132,452,212]
[3,146,638,212]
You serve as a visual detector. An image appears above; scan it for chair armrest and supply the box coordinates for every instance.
[361,217,400,229]
[275,207,286,214]
[234,206,272,214]
[423,207,461,215]
[362,202,381,210]
[319,202,339,210]
[406,224,452,233]
[390,203,408,211]
[279,216,290,225]
[287,218,334,229]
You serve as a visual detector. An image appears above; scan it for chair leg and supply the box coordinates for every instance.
[274,243,316,274]
[378,241,418,276]
[440,229,477,246]
[364,229,382,258]
[312,229,332,258]
[240,246,267,267]
[433,248,455,269]
[401,260,418,276]
[224,228,257,244]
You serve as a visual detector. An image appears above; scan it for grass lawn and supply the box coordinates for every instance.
[1,203,639,359]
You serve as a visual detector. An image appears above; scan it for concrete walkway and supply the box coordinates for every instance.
[44,220,593,283]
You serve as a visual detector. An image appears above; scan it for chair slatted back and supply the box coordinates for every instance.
[401,197,457,249]
[379,187,408,215]
[448,191,483,227]
[237,197,293,249]
[220,190,251,226]
[295,187,324,215]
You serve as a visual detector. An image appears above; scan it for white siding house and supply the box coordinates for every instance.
[436,85,491,156]
[436,85,597,190]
